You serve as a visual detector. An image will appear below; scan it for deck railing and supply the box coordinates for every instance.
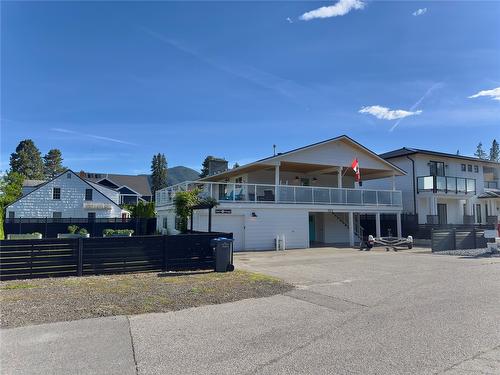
[156,181,402,208]
[417,176,476,194]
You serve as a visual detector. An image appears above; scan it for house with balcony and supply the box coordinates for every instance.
[155,135,406,251]
[5,170,129,220]
[371,148,500,226]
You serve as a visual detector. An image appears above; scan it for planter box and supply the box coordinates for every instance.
[7,233,43,240]
[57,233,90,239]
[103,233,132,237]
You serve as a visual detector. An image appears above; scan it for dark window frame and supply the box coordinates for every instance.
[52,187,61,200]
[467,164,472,172]
[474,165,479,173]
[461,164,466,172]
[85,188,93,201]
[429,161,445,177]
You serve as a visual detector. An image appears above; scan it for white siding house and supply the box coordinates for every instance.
[156,135,406,251]
[367,148,500,226]
[6,170,128,219]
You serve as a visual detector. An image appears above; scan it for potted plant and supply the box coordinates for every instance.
[57,225,90,238]
[103,229,134,237]
[7,232,43,240]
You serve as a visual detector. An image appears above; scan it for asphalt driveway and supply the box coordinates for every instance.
[2,247,500,374]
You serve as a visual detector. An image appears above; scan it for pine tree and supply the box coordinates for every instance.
[9,139,44,179]
[456,150,460,155]
[233,162,240,169]
[43,149,65,178]
[490,139,500,162]
[474,142,487,159]
[151,153,168,198]
[200,156,215,178]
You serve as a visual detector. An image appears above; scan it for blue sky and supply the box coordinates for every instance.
[1,0,499,174]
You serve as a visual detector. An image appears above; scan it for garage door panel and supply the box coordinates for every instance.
[211,216,245,251]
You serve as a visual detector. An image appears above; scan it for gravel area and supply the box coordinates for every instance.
[0,270,293,328]
[433,248,499,257]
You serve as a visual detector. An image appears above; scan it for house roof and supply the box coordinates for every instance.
[198,135,406,181]
[380,147,500,165]
[84,173,152,197]
[22,179,46,188]
[478,191,500,199]
[6,170,126,212]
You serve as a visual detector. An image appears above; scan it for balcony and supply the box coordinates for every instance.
[417,176,476,194]
[156,181,402,208]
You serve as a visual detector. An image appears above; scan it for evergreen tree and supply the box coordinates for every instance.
[151,153,168,198]
[43,149,65,178]
[233,162,240,169]
[474,142,487,159]
[490,139,500,162]
[456,150,460,155]
[9,139,44,179]
[200,156,215,178]
[0,171,24,239]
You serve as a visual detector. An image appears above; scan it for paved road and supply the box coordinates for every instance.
[2,248,499,374]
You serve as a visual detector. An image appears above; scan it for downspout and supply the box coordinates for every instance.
[406,155,417,214]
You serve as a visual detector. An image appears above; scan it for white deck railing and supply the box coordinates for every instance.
[155,181,402,208]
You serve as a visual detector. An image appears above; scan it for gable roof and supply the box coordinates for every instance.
[5,170,125,211]
[84,173,152,197]
[380,147,500,165]
[199,135,406,181]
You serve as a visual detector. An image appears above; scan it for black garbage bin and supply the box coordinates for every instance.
[211,238,234,272]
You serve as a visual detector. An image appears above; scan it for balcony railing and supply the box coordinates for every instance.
[484,181,499,189]
[156,181,402,208]
[417,176,476,194]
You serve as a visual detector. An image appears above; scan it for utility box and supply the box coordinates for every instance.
[211,238,234,272]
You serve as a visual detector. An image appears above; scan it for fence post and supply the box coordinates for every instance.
[77,238,83,276]
[452,228,456,251]
[473,228,476,249]
[162,235,167,272]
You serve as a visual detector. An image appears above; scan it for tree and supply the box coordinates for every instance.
[173,189,200,233]
[43,149,65,178]
[129,201,156,218]
[151,153,168,198]
[474,142,487,159]
[10,139,44,179]
[200,156,215,178]
[0,171,24,239]
[490,139,499,162]
[456,150,460,155]
[233,162,240,169]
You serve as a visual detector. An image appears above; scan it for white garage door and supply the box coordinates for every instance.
[212,215,245,251]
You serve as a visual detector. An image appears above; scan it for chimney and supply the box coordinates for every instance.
[79,170,86,178]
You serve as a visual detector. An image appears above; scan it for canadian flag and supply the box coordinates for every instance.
[351,158,360,182]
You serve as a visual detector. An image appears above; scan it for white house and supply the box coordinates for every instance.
[6,170,129,219]
[368,148,500,226]
[155,135,406,251]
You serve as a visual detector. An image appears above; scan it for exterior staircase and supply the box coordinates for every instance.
[331,212,365,245]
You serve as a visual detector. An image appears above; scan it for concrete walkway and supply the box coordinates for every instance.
[2,248,500,374]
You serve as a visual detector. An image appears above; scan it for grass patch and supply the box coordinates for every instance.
[0,269,293,328]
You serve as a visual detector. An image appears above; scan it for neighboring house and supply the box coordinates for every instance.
[21,179,46,196]
[368,148,500,226]
[82,172,153,204]
[5,170,129,219]
[156,135,406,251]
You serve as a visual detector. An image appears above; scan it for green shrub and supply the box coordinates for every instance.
[31,232,42,236]
[67,225,79,234]
[78,228,88,235]
[103,229,134,236]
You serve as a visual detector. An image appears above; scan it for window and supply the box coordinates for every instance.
[474,165,479,173]
[52,212,62,219]
[8,211,14,219]
[85,189,93,201]
[88,212,96,220]
[52,187,61,200]
[163,217,168,229]
[235,177,243,184]
[461,164,466,171]
[467,165,472,172]
[67,173,71,179]
[429,161,445,177]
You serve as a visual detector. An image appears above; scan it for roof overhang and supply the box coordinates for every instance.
[199,135,406,182]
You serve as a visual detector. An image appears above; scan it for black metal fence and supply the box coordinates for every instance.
[3,218,157,238]
[0,232,232,281]
[431,229,487,252]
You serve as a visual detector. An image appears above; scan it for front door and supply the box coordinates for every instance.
[437,204,447,225]
[309,215,316,242]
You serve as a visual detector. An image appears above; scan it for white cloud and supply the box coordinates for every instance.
[468,87,500,101]
[51,128,137,145]
[286,17,293,24]
[300,0,365,21]
[413,8,427,17]
[359,105,422,120]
